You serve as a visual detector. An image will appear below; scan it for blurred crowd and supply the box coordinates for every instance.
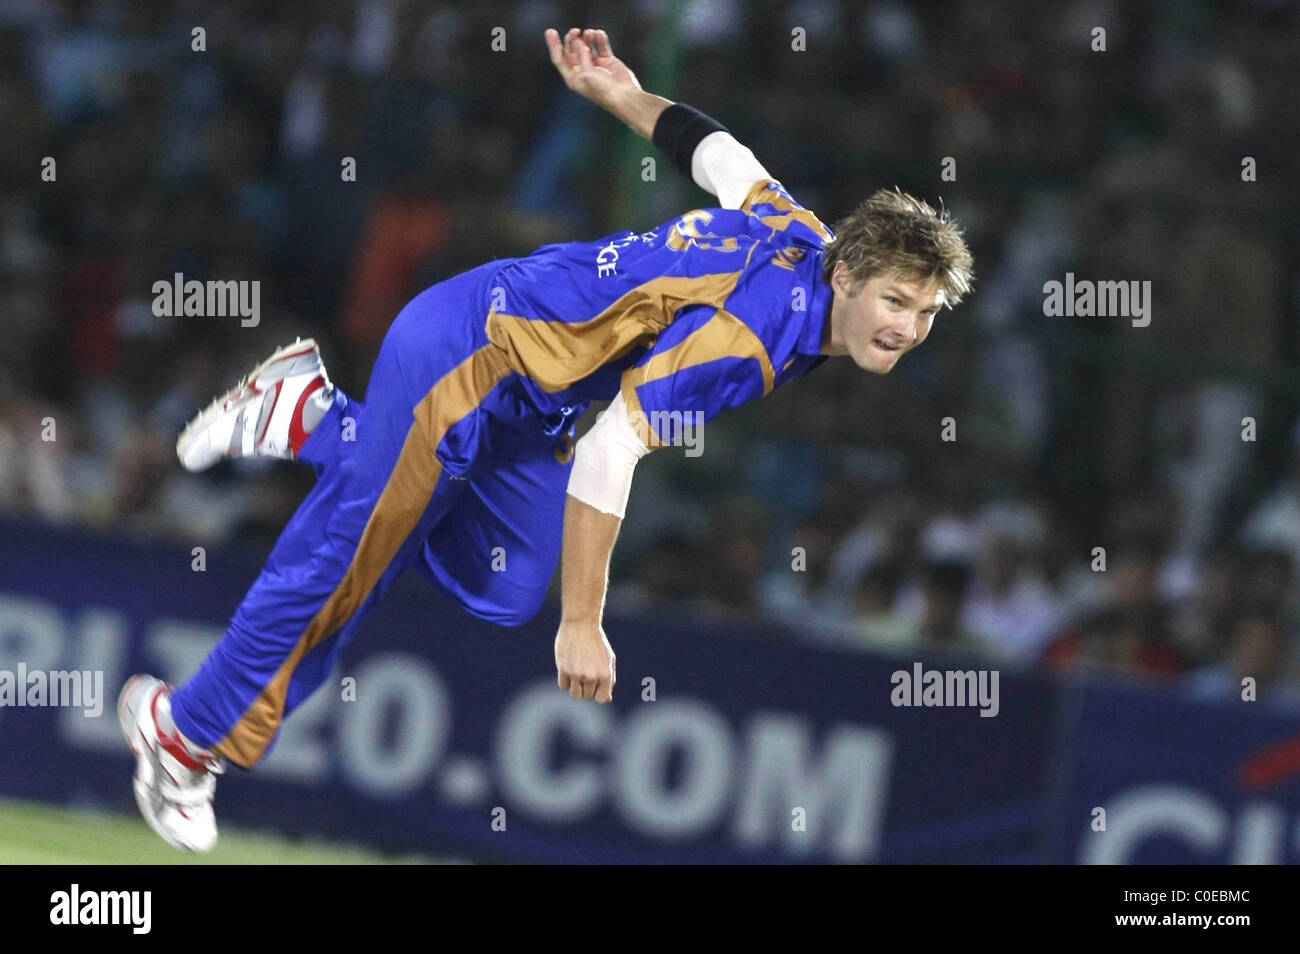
[1,0,1298,703]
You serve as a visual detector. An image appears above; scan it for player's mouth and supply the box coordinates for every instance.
[872,337,906,354]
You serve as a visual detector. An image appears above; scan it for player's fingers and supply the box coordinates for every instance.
[582,678,598,701]
[569,677,585,700]
[565,27,582,68]
[557,670,570,691]
[573,32,594,70]
[545,29,565,68]
[596,29,613,58]
[595,677,613,704]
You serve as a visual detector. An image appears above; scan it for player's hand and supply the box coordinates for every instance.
[554,619,616,703]
[545,27,641,106]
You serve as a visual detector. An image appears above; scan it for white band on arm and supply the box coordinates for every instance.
[565,391,652,519]
[691,130,773,210]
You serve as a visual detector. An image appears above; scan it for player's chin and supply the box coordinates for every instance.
[853,344,905,374]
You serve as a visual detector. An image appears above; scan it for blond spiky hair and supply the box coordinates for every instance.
[822,188,974,307]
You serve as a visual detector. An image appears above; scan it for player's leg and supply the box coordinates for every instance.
[295,388,361,478]
[120,340,359,851]
[416,430,574,627]
[121,263,509,850]
[167,341,508,767]
[176,265,507,752]
[274,355,570,716]
[258,387,365,570]
[183,337,371,569]
[121,331,457,849]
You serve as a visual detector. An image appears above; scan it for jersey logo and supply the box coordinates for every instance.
[596,242,619,278]
[595,230,660,277]
[666,210,741,253]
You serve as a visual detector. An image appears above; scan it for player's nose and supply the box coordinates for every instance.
[885,323,917,345]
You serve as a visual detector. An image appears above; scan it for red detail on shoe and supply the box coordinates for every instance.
[255,379,285,446]
[289,377,327,457]
[150,690,211,774]
[278,343,317,361]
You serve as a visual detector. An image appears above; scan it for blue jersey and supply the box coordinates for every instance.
[485,178,836,447]
[176,184,842,769]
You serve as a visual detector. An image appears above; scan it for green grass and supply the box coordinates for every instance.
[0,798,457,864]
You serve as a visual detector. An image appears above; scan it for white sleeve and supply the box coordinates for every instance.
[690,130,773,210]
[565,391,651,519]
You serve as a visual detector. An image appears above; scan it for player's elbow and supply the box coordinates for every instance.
[565,393,650,519]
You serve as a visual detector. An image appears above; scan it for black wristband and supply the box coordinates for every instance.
[651,103,730,180]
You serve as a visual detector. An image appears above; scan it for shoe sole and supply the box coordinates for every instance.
[175,338,319,472]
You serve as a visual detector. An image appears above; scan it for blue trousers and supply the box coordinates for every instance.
[171,261,577,768]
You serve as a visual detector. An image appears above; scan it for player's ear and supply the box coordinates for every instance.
[830,259,848,294]
[831,260,864,297]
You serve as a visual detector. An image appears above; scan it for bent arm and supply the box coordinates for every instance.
[549,28,770,210]
[599,85,675,140]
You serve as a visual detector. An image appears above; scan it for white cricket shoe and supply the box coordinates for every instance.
[176,337,331,472]
[118,674,225,853]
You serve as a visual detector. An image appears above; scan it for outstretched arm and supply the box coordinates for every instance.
[554,497,620,703]
[553,391,650,704]
[545,27,772,209]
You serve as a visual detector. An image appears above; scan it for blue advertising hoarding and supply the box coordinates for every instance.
[1,516,1297,863]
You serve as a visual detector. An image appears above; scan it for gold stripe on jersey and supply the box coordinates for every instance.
[620,307,775,449]
[486,271,745,393]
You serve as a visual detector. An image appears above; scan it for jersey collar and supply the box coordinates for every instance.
[796,253,835,357]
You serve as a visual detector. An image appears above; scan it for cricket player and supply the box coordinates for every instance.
[119,27,973,851]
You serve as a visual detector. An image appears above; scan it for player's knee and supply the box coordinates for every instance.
[494,607,540,628]
[493,588,547,627]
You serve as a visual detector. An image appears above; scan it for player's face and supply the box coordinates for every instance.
[827,266,945,374]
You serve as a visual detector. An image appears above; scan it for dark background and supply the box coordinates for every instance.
[1,0,1299,716]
